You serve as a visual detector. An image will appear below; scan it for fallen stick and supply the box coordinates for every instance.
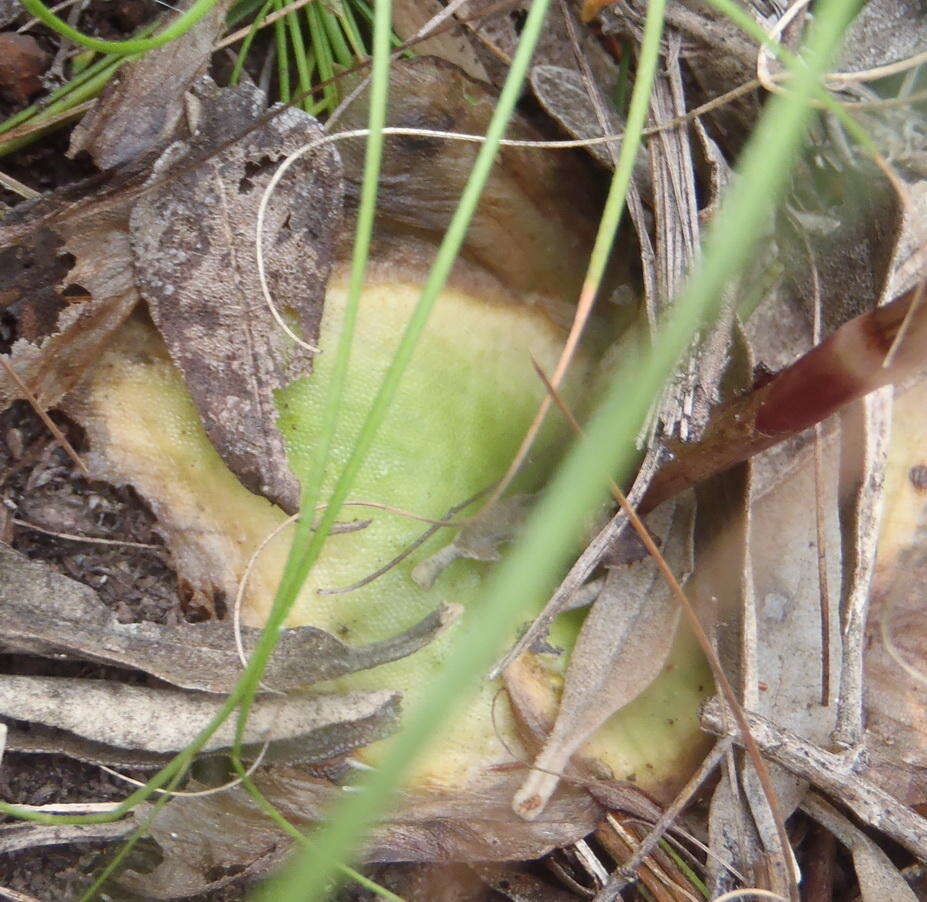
[700,696,927,862]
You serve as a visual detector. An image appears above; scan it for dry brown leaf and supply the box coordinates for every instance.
[0,204,138,409]
[513,495,694,819]
[335,57,602,310]
[120,768,602,898]
[130,78,342,513]
[861,377,927,806]
[391,0,490,81]
[0,674,398,757]
[68,0,233,169]
[0,34,47,106]
[0,545,459,694]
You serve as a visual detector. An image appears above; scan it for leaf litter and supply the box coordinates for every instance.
[130,76,342,514]
[10,0,923,902]
[0,544,459,694]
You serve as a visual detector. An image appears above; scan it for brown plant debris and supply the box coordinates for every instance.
[130,77,342,513]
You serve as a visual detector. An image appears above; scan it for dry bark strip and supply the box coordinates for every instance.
[0,545,457,694]
[130,78,342,513]
[0,820,133,855]
[700,696,927,862]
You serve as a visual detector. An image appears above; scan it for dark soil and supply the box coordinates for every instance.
[0,401,250,899]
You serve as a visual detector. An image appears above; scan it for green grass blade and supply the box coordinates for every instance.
[333,0,368,59]
[249,0,859,898]
[286,5,316,112]
[320,1,356,68]
[20,0,224,54]
[230,0,393,749]
[305,0,338,112]
[273,0,292,102]
[230,0,276,85]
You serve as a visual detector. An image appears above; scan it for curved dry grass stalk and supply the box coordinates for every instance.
[713,891,787,902]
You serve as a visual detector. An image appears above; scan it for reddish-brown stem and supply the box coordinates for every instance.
[643,283,927,512]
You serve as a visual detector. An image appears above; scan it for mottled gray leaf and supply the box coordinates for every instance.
[69,0,233,169]
[838,0,927,73]
[0,545,458,693]
[0,675,398,756]
[513,496,694,819]
[530,64,626,171]
[130,78,342,513]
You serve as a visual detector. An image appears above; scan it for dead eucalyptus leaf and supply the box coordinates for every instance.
[68,0,233,169]
[130,78,342,513]
[740,430,843,855]
[861,377,927,805]
[529,64,630,172]
[120,768,602,898]
[411,494,531,589]
[0,203,138,408]
[0,675,398,756]
[513,496,694,819]
[0,545,459,694]
[802,793,918,902]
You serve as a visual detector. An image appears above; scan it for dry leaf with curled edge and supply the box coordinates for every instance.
[0,674,398,758]
[0,545,459,694]
[513,495,694,819]
[0,203,138,408]
[130,78,342,513]
[69,0,232,169]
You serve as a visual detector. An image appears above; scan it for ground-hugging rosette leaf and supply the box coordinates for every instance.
[0,544,459,694]
[130,78,342,513]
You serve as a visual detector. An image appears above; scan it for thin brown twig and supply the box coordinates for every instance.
[530,357,798,902]
[11,518,160,549]
[0,358,88,476]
